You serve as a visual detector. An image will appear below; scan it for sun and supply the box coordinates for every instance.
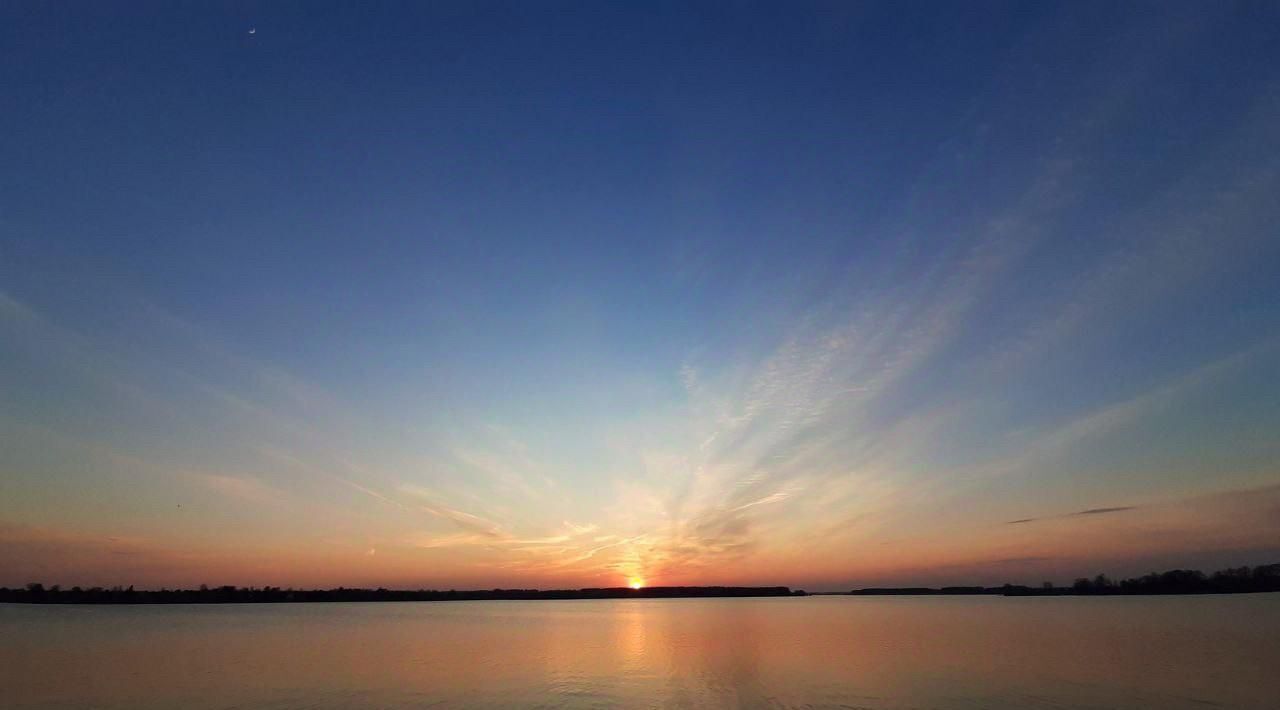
[629,579,644,590]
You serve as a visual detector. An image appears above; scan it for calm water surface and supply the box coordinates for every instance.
[3,595,1278,709]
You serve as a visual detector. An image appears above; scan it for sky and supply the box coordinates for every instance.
[2,1,1280,592]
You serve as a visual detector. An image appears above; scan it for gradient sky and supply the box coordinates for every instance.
[3,1,1280,591]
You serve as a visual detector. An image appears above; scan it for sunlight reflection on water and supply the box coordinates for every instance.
[3,595,1279,709]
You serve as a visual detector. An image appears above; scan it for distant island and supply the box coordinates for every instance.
[846,563,1280,596]
[0,584,801,604]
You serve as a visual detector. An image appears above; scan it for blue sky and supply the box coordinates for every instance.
[2,2,1280,589]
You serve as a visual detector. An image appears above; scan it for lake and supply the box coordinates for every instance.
[3,594,1278,708]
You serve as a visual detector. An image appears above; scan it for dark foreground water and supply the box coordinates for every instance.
[3,594,1278,709]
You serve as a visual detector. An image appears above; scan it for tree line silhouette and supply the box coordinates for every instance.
[6,563,1277,604]
[849,563,1280,596]
[0,584,800,604]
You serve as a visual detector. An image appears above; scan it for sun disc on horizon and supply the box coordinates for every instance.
[629,579,644,590]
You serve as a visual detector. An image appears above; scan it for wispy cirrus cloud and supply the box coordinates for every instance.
[1007,506,1138,525]
[1072,506,1136,517]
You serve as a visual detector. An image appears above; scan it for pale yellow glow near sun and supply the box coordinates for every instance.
[629,579,644,590]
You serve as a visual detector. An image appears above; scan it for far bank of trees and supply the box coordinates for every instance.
[1054,564,1280,595]
[0,584,800,604]
[850,563,1280,596]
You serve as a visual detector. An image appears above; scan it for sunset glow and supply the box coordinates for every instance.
[2,2,1279,595]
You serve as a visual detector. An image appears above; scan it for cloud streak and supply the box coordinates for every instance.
[1007,506,1138,525]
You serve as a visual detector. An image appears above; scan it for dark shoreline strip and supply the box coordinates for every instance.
[0,585,801,604]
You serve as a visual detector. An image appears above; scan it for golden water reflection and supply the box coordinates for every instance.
[3,595,1279,708]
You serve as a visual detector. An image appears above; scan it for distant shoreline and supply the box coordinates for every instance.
[845,562,1280,597]
[0,585,802,604]
[6,563,1277,604]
